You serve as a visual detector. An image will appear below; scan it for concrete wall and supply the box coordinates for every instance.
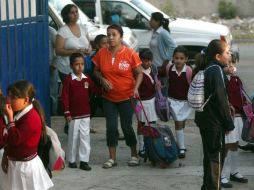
[147,0,254,18]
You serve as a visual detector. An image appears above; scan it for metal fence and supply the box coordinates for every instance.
[0,0,50,123]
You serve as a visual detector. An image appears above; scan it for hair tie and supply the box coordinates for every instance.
[32,98,35,102]
[201,48,207,56]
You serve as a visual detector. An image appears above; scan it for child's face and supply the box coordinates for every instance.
[99,37,108,49]
[71,57,84,76]
[7,93,29,112]
[173,52,187,69]
[141,59,152,69]
[216,45,231,66]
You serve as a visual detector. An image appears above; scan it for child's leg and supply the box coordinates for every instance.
[175,121,186,158]
[137,122,145,152]
[68,119,80,164]
[79,117,91,163]
[175,121,185,149]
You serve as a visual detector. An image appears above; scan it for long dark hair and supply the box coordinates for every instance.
[194,39,227,75]
[151,12,170,32]
[7,80,47,143]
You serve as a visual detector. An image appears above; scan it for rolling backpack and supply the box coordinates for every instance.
[132,97,178,167]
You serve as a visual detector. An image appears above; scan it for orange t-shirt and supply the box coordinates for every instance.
[93,46,142,102]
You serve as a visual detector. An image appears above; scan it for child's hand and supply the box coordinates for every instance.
[4,103,14,123]
[66,116,72,123]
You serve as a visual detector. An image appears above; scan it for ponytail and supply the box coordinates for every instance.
[32,99,47,145]
[162,18,170,32]
[151,12,170,32]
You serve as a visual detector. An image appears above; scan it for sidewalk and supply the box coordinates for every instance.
[50,116,254,190]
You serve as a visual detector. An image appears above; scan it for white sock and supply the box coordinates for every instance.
[176,129,185,149]
[229,150,240,175]
[221,154,229,179]
[137,135,144,151]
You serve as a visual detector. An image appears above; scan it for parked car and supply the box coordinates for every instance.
[73,0,239,63]
[48,0,139,51]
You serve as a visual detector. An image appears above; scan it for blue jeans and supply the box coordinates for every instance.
[103,98,137,147]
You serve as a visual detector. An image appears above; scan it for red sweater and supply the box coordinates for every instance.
[138,72,156,100]
[6,108,41,159]
[0,117,7,149]
[168,68,189,100]
[227,75,245,115]
[62,74,101,119]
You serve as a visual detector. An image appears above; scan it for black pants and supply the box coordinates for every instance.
[199,129,225,190]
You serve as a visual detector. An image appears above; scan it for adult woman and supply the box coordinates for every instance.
[195,40,234,190]
[93,24,143,168]
[55,4,92,82]
[149,12,176,95]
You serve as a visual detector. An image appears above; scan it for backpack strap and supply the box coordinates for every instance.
[166,61,173,77]
[186,65,192,84]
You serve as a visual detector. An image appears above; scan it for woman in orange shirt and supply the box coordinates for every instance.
[93,24,143,168]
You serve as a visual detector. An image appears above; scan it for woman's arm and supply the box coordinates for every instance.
[93,67,112,91]
[133,65,143,98]
[55,35,77,56]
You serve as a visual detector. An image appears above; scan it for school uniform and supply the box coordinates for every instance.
[3,104,53,190]
[137,68,158,125]
[62,73,101,163]
[225,75,245,144]
[167,64,192,121]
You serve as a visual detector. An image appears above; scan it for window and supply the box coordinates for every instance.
[101,1,149,29]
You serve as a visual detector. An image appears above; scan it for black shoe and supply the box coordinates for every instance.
[238,144,254,152]
[221,181,233,188]
[69,162,77,168]
[230,173,248,183]
[138,150,145,158]
[80,161,92,171]
[178,149,186,159]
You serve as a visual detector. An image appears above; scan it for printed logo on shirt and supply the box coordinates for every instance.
[84,82,89,88]
[119,60,130,71]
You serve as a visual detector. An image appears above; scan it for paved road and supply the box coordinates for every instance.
[50,42,254,190]
[50,117,254,190]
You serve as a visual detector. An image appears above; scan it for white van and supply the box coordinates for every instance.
[73,0,239,62]
[48,0,139,51]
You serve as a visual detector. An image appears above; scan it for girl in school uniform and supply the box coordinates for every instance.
[161,46,192,158]
[136,49,158,157]
[220,54,248,188]
[1,80,53,190]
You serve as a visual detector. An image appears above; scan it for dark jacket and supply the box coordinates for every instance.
[195,61,234,132]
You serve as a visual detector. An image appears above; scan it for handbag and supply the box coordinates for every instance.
[152,66,170,122]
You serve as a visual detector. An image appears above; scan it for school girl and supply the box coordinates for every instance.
[2,80,53,190]
[162,46,192,158]
[136,49,158,157]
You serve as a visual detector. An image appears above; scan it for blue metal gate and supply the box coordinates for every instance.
[0,0,50,123]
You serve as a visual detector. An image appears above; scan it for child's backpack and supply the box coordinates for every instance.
[38,126,65,178]
[187,65,219,111]
[132,97,178,167]
[143,124,178,167]
[166,63,192,84]
[84,55,95,76]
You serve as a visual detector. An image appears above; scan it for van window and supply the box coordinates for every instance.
[101,1,149,29]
